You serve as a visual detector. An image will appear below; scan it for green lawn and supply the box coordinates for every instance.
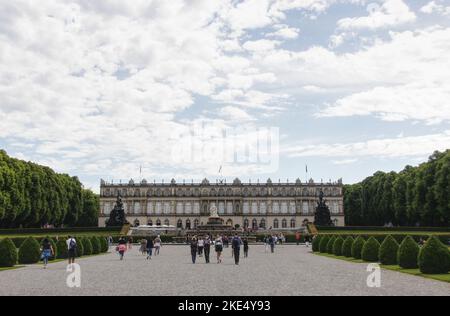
[315,252,450,283]
[318,231,450,236]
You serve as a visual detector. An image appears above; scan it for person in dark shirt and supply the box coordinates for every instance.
[243,238,249,258]
[41,238,54,269]
[190,237,198,264]
[204,236,211,264]
[146,237,154,260]
[231,234,242,265]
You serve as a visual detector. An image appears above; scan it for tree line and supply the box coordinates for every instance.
[344,150,450,227]
[0,150,99,228]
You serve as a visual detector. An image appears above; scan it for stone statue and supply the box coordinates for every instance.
[314,189,333,226]
[209,203,219,218]
[106,194,129,227]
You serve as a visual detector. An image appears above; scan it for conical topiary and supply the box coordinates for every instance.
[0,238,18,267]
[351,236,365,259]
[312,235,322,252]
[76,237,84,258]
[91,236,101,254]
[342,236,354,258]
[18,237,41,264]
[56,239,68,259]
[379,235,399,265]
[418,236,450,274]
[82,238,93,256]
[99,237,109,253]
[361,237,380,262]
[319,235,330,253]
[333,237,345,256]
[397,236,420,269]
[327,236,337,254]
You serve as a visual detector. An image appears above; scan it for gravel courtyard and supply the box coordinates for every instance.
[0,245,449,296]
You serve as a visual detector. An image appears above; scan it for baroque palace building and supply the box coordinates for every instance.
[98,178,345,229]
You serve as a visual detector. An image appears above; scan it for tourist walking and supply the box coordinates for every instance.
[264,235,270,253]
[108,236,113,251]
[295,231,301,246]
[66,236,77,265]
[269,235,275,253]
[204,236,211,263]
[215,236,223,264]
[118,238,127,260]
[190,237,198,264]
[231,234,242,265]
[140,238,147,255]
[41,238,54,269]
[127,237,133,250]
[154,235,162,255]
[243,237,249,258]
[146,237,154,260]
[305,235,311,248]
[223,236,229,248]
[198,237,204,257]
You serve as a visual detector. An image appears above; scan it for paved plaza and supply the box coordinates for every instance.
[0,245,449,296]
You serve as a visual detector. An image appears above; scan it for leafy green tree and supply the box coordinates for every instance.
[18,237,41,264]
[397,236,420,269]
[418,236,450,274]
[0,238,18,267]
[379,235,399,265]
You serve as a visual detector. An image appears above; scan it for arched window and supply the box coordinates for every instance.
[282,219,287,228]
[252,219,258,230]
[226,219,233,226]
[186,219,191,230]
[260,219,266,229]
[134,219,140,227]
[273,219,279,229]
[156,219,161,226]
[290,219,296,228]
[177,219,183,228]
[164,219,170,226]
[194,219,199,229]
[243,218,249,229]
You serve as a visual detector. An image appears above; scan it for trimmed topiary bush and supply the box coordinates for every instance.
[327,236,336,254]
[379,235,399,265]
[361,237,380,262]
[0,238,18,267]
[319,235,330,253]
[398,236,420,269]
[333,237,344,256]
[351,236,365,259]
[99,237,108,253]
[56,239,68,259]
[76,237,84,258]
[312,235,321,252]
[18,237,41,264]
[418,236,450,274]
[91,236,101,255]
[342,236,354,258]
[81,238,93,256]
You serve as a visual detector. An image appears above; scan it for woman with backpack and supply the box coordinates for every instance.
[214,235,223,264]
[66,236,77,266]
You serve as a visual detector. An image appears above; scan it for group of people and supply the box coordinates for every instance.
[189,234,249,265]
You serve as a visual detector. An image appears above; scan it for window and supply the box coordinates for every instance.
[302,202,309,215]
[281,202,288,214]
[252,219,258,230]
[177,219,183,229]
[148,220,153,226]
[243,202,249,214]
[147,202,154,215]
[226,219,233,226]
[243,219,249,228]
[156,219,161,226]
[219,202,225,215]
[194,219,199,229]
[186,219,191,230]
[176,202,183,214]
[227,202,233,214]
[282,219,287,228]
[272,202,280,214]
[104,202,111,215]
[134,202,141,214]
[251,202,258,214]
[155,202,162,215]
[289,202,296,214]
[332,202,339,214]
[163,202,171,214]
[193,203,200,214]
[273,219,279,229]
[260,202,267,214]
[185,203,192,214]
[290,219,296,228]
[260,219,266,229]
[164,219,170,226]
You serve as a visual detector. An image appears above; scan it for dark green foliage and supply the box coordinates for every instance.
[312,235,322,252]
[361,237,380,262]
[319,235,330,253]
[398,236,420,269]
[56,239,68,259]
[0,150,99,228]
[76,237,84,257]
[342,236,354,257]
[418,236,450,274]
[351,236,365,259]
[81,238,93,256]
[0,238,18,267]
[379,235,399,265]
[333,237,344,256]
[90,236,101,254]
[326,236,336,254]
[99,237,109,253]
[344,150,450,227]
[18,237,41,264]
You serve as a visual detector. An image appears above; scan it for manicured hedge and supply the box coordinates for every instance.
[398,236,420,269]
[0,227,121,236]
[0,238,18,267]
[99,237,109,253]
[361,237,380,262]
[342,236,354,258]
[91,237,101,255]
[312,235,322,252]
[418,236,450,274]
[317,226,450,232]
[81,238,93,256]
[56,239,68,259]
[333,237,344,256]
[351,236,365,259]
[76,237,85,258]
[319,235,331,253]
[379,235,399,265]
[18,237,41,264]
[327,236,336,254]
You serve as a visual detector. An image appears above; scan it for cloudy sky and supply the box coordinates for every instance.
[0,0,449,192]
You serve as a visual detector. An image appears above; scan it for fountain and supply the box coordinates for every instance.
[192,203,235,235]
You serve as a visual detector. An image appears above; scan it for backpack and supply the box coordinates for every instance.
[69,239,77,251]
[232,237,241,248]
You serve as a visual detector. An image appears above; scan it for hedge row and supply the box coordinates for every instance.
[316,226,450,232]
[0,227,121,236]
[312,234,450,274]
[0,236,110,267]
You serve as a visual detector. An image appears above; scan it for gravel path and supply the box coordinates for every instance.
[0,245,449,296]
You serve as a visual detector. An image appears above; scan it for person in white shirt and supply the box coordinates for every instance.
[66,236,77,265]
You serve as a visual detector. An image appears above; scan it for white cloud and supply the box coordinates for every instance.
[267,25,300,39]
[420,1,450,16]
[285,131,450,158]
[218,106,255,121]
[338,0,416,30]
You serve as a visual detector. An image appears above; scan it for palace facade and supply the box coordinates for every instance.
[98,178,345,229]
